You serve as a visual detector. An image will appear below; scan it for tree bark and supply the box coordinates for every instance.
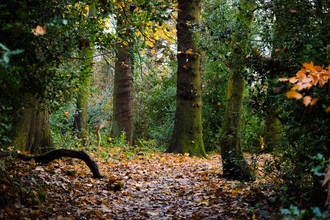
[219,0,255,181]
[73,0,97,145]
[220,70,252,180]
[166,0,207,158]
[263,109,281,153]
[112,3,134,144]
[12,95,53,154]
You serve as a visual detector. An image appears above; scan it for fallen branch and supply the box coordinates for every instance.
[17,149,104,178]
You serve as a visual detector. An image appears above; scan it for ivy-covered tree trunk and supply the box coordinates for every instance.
[220,0,255,181]
[12,95,53,154]
[166,0,207,158]
[73,0,97,144]
[73,45,94,143]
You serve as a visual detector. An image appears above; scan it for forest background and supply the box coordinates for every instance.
[1,0,330,219]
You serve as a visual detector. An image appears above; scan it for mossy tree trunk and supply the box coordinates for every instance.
[220,69,252,180]
[73,0,97,145]
[263,108,281,152]
[220,0,255,181]
[166,0,207,158]
[12,95,53,154]
[112,3,134,143]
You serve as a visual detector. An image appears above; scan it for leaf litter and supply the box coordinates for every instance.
[0,149,281,219]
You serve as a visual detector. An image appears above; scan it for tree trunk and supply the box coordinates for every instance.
[12,95,53,154]
[220,70,252,180]
[166,0,207,158]
[73,0,97,145]
[263,109,281,153]
[112,11,134,143]
[219,0,255,181]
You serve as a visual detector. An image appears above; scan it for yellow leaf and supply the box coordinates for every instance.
[291,85,299,91]
[141,49,146,55]
[186,48,193,54]
[146,40,154,48]
[286,91,302,99]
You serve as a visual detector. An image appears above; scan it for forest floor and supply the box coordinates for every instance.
[0,147,283,219]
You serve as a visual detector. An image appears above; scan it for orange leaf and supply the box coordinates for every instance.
[315,65,322,71]
[310,98,319,106]
[291,85,299,91]
[303,96,312,106]
[296,68,306,79]
[286,91,302,99]
[325,106,330,113]
[278,78,289,82]
[302,61,316,72]
[289,77,298,83]
[32,25,46,36]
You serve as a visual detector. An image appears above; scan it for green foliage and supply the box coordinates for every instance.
[200,0,232,152]
[241,106,264,153]
[134,60,177,150]
[50,102,77,149]
[281,205,330,220]
[201,63,228,152]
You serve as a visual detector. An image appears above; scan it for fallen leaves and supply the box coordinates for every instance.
[0,151,281,219]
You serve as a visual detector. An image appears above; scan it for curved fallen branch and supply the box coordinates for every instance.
[17,149,104,178]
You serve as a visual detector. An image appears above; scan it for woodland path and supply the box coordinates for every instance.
[1,150,280,219]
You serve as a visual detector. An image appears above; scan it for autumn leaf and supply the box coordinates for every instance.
[32,25,46,36]
[311,98,319,106]
[186,48,193,54]
[286,91,302,99]
[289,77,298,84]
[325,106,330,113]
[278,78,289,82]
[303,96,312,106]
[302,61,316,72]
[296,68,307,79]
